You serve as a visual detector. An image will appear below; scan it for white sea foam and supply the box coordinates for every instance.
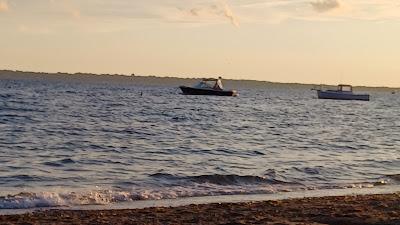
[0,180,395,210]
[0,184,277,209]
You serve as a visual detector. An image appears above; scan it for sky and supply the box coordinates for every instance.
[1,0,400,87]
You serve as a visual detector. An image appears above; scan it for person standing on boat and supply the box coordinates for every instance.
[214,77,224,90]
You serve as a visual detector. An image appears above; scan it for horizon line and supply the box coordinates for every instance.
[1,69,399,89]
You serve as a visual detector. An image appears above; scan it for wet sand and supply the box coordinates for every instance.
[1,193,399,225]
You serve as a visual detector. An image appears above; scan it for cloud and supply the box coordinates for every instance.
[237,0,399,23]
[222,2,240,27]
[310,0,341,13]
[0,0,9,12]
[170,1,240,27]
[6,0,400,31]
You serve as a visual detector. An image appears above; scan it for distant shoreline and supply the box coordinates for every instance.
[1,69,398,90]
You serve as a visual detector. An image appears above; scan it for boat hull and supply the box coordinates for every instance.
[317,90,369,101]
[180,86,237,96]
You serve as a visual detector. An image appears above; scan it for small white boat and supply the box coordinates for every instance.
[317,84,370,101]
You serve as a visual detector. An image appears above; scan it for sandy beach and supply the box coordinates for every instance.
[1,193,399,225]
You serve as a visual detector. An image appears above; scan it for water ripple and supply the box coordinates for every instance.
[0,78,399,209]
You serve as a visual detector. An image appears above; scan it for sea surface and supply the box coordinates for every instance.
[0,77,399,210]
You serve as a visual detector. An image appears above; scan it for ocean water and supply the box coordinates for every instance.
[0,77,399,210]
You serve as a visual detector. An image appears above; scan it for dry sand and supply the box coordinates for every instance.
[1,193,399,225]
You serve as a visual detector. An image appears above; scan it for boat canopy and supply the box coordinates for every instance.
[193,78,224,90]
[202,78,219,81]
[337,84,353,92]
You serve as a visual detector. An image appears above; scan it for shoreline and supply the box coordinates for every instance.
[1,185,399,215]
[1,69,399,90]
[1,193,399,224]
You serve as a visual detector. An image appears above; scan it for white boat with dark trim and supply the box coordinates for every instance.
[317,84,370,101]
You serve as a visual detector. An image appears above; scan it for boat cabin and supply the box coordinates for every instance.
[337,84,353,92]
[316,84,369,101]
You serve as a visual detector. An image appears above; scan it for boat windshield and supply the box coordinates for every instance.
[194,80,214,89]
[194,79,224,90]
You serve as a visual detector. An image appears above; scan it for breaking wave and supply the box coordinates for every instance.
[0,173,397,209]
[0,187,277,210]
[150,173,295,186]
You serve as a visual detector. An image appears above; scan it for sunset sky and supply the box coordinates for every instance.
[1,0,400,86]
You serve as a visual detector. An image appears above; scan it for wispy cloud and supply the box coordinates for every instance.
[3,0,400,29]
[235,0,400,23]
[173,1,239,27]
[0,0,9,12]
[223,2,240,27]
[310,0,341,13]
